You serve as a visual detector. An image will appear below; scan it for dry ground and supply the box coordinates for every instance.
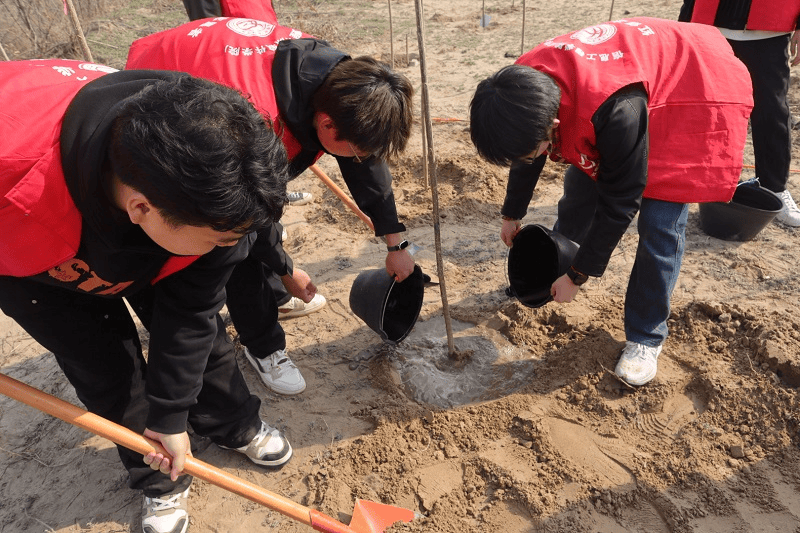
[2,0,800,531]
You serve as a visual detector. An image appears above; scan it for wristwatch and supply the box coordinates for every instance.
[566,266,589,286]
[387,240,409,252]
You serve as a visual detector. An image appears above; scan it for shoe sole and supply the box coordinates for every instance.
[615,370,656,387]
[614,363,657,387]
[244,350,307,395]
[248,443,293,467]
[775,216,800,227]
[219,442,293,468]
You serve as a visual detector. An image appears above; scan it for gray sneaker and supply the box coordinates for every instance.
[614,341,662,386]
[221,420,292,467]
[142,487,189,533]
[286,191,313,206]
[244,347,306,395]
[775,190,800,227]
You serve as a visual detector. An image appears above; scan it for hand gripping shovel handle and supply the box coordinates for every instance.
[0,373,413,533]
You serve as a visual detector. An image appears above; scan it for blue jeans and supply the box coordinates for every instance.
[553,166,689,346]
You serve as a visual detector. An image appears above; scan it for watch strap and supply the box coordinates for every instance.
[387,240,409,252]
[567,266,588,286]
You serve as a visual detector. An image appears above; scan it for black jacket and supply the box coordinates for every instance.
[56,70,254,434]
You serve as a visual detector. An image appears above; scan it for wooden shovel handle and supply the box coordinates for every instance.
[0,373,357,533]
[309,164,375,232]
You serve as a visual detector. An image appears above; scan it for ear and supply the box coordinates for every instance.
[315,112,336,130]
[552,118,560,127]
[124,191,152,225]
[314,112,340,140]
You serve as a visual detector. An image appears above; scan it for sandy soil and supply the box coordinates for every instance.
[2,0,800,531]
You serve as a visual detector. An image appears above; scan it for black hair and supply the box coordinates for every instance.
[313,56,413,160]
[109,75,289,232]
[469,65,561,166]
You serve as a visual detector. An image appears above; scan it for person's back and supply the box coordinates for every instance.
[516,17,753,204]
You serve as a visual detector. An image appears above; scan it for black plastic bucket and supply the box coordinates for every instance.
[699,181,782,241]
[507,224,580,308]
[349,265,425,344]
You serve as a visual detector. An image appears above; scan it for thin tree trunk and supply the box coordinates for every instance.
[520,0,526,56]
[387,0,394,68]
[413,0,456,356]
[64,0,93,62]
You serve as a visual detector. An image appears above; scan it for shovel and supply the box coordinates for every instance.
[309,163,376,233]
[0,372,415,533]
[308,163,423,257]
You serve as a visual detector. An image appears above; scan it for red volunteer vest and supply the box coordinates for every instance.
[126,18,315,162]
[518,17,753,203]
[0,60,198,280]
[689,0,800,33]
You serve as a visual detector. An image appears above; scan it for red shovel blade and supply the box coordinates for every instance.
[348,499,416,533]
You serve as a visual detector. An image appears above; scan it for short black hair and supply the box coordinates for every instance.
[469,65,561,166]
[313,56,413,160]
[109,75,289,233]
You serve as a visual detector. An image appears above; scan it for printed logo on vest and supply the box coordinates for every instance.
[226,18,276,38]
[571,24,617,46]
[78,63,119,73]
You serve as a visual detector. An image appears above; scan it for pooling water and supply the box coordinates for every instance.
[390,317,540,408]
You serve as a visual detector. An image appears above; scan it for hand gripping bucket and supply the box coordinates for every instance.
[349,265,425,344]
[699,179,783,241]
[506,224,579,308]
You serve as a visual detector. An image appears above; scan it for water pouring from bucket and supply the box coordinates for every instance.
[506,224,579,308]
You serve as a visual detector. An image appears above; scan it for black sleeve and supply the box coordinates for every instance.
[571,87,648,278]
[181,0,221,20]
[144,233,254,433]
[501,156,546,220]
[335,156,406,236]
[247,224,293,277]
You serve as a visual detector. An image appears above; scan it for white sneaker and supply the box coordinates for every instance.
[278,293,327,320]
[775,190,800,227]
[614,341,662,386]
[244,346,306,395]
[221,420,293,467]
[142,487,189,533]
[287,191,313,206]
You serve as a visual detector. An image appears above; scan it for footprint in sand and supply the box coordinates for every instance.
[634,391,703,441]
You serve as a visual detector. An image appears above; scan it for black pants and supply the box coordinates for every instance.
[0,277,262,497]
[181,0,222,19]
[728,34,792,194]
[225,254,287,357]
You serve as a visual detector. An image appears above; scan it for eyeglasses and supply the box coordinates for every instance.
[347,141,363,163]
